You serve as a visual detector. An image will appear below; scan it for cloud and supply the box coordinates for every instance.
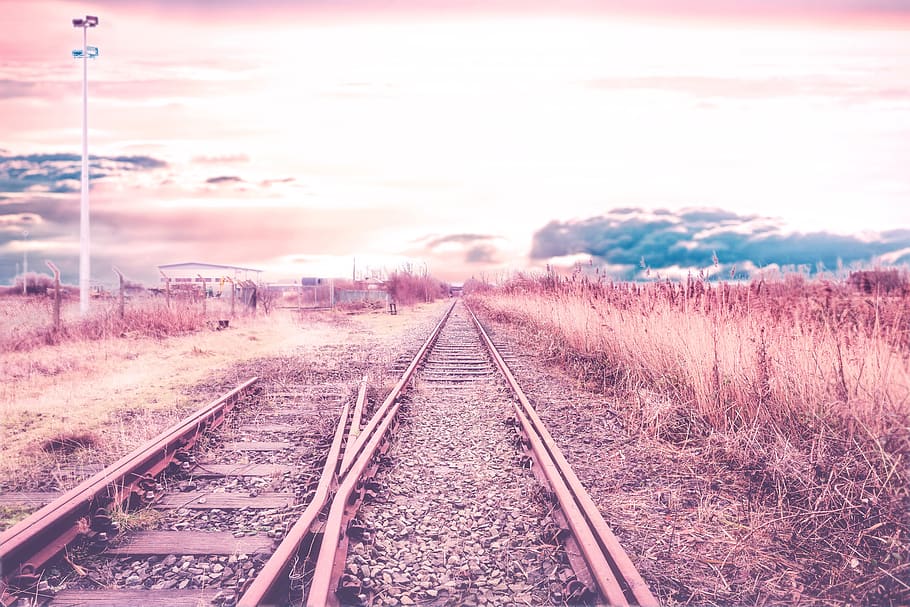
[0,79,44,100]
[0,153,168,194]
[465,244,498,264]
[205,175,244,185]
[108,156,169,170]
[261,177,296,187]
[0,185,437,285]
[193,154,250,164]
[531,207,910,278]
[50,0,910,22]
[0,197,77,226]
[585,76,909,105]
[424,233,497,249]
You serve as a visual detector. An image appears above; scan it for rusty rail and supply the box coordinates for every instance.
[306,300,456,607]
[0,378,259,606]
[468,307,658,607]
[339,375,368,473]
[236,376,362,607]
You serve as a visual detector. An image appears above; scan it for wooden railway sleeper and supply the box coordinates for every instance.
[1,378,260,607]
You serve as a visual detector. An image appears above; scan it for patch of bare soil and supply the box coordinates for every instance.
[476,312,885,606]
[0,303,449,505]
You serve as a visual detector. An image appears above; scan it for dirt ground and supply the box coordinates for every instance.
[0,302,450,499]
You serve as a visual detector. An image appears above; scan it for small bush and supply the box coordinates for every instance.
[387,269,448,305]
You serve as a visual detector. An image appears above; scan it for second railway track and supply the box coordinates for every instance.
[1,300,656,607]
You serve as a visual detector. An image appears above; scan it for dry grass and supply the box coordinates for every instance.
[40,431,99,455]
[0,300,449,497]
[468,271,910,605]
[0,295,211,353]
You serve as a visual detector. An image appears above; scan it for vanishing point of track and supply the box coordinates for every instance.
[0,300,657,607]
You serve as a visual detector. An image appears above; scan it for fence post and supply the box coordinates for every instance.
[159,270,171,309]
[197,274,206,317]
[113,266,125,319]
[45,260,61,331]
[226,277,236,318]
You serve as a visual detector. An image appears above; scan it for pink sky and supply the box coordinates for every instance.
[1,0,909,284]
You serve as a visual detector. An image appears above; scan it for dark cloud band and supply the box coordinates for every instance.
[0,153,167,194]
[531,207,910,276]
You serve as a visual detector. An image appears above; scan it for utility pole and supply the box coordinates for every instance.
[72,15,99,315]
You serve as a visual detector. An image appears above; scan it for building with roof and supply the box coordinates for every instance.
[157,262,262,295]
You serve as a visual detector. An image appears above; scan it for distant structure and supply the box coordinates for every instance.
[157,262,262,295]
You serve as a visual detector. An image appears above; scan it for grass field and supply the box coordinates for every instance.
[468,270,909,604]
[0,293,449,498]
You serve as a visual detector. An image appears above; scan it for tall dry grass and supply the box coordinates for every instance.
[0,295,236,354]
[469,271,909,603]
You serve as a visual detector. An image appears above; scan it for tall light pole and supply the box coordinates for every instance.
[72,15,99,315]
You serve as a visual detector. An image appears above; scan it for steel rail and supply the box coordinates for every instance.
[338,375,368,473]
[338,300,456,480]
[306,301,456,607]
[0,377,258,605]
[236,379,358,607]
[468,306,658,607]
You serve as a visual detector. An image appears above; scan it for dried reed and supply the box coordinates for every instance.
[469,270,909,603]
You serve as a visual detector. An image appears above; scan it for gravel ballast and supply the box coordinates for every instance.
[343,306,573,607]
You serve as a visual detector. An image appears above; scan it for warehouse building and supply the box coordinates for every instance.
[157,262,262,295]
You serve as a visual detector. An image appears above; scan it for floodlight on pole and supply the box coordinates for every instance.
[72,14,99,315]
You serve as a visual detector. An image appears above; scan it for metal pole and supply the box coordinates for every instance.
[79,24,90,315]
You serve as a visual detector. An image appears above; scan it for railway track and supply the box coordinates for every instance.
[0,300,656,607]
